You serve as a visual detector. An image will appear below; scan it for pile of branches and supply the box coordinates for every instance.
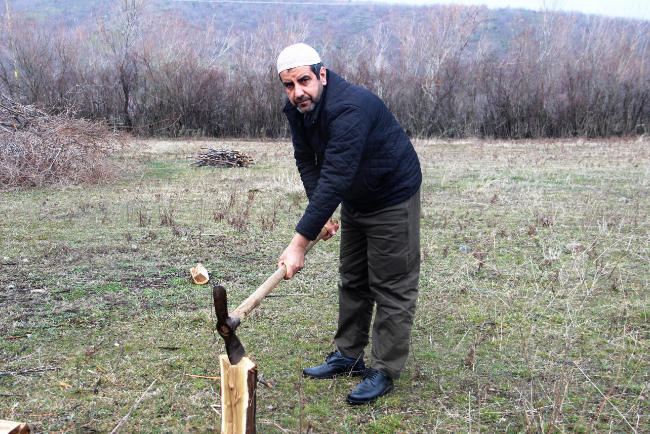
[0,96,125,189]
[189,148,255,168]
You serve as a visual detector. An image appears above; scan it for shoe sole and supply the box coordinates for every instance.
[303,370,365,380]
[345,383,394,405]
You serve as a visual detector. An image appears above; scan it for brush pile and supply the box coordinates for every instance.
[189,148,255,168]
[0,95,125,189]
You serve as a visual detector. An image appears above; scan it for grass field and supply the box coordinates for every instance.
[0,137,648,433]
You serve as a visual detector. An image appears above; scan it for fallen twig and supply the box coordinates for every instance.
[258,420,291,434]
[574,361,637,433]
[1,345,29,363]
[50,428,76,434]
[265,292,325,298]
[92,376,101,394]
[109,379,157,434]
[84,338,104,357]
[594,355,624,422]
[258,376,275,389]
[0,366,58,377]
[185,374,220,380]
[111,333,128,368]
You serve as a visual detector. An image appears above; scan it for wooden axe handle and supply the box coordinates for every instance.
[229,225,330,324]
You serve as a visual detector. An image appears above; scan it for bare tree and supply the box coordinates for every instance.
[97,0,152,130]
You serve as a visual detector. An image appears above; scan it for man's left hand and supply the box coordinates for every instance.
[322,217,339,241]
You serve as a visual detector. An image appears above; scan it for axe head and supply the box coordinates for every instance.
[213,284,245,365]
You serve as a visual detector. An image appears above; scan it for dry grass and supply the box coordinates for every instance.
[0,137,648,433]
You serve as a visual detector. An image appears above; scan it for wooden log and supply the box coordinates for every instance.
[219,355,257,434]
[189,263,210,285]
[0,421,30,434]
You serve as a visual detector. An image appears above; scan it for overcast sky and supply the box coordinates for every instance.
[366,0,650,21]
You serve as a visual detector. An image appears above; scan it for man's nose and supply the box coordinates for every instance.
[294,84,305,98]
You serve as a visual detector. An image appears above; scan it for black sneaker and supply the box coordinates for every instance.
[303,351,365,379]
[346,367,394,405]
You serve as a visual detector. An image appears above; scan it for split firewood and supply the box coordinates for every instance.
[0,420,30,434]
[188,148,255,168]
[190,263,209,285]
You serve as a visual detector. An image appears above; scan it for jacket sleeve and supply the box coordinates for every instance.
[295,104,372,239]
[288,120,320,200]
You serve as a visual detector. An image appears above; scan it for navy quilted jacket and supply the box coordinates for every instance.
[284,70,422,240]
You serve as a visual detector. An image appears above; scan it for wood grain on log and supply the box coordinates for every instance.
[219,355,257,434]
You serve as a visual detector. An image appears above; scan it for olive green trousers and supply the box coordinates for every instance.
[335,189,420,380]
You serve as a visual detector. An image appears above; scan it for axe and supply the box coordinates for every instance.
[213,225,330,365]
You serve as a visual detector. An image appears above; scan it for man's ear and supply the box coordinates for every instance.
[319,67,327,86]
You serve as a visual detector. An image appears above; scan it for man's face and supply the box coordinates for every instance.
[280,66,327,114]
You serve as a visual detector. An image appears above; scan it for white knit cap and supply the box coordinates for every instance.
[277,43,321,74]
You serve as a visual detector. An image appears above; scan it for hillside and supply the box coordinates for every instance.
[6,0,575,51]
[2,0,648,139]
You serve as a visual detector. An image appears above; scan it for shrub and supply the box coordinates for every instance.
[0,96,126,189]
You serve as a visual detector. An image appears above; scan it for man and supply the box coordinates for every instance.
[276,43,421,405]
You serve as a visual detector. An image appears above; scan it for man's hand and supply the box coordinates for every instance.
[278,233,310,279]
[322,217,340,241]
[279,218,339,279]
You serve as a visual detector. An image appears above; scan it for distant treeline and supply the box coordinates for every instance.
[1,0,648,139]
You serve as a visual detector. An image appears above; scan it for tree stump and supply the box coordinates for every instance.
[219,355,257,434]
